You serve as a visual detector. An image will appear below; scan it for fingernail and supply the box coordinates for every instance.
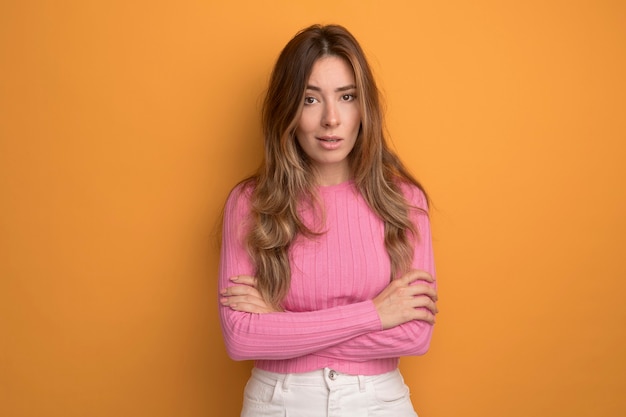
[230,276,239,282]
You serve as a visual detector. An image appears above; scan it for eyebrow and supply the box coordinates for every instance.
[305,84,357,92]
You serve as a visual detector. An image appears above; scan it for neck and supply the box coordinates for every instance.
[314,166,351,186]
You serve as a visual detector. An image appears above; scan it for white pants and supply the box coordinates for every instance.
[240,367,419,417]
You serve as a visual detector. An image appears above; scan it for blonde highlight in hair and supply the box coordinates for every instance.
[245,24,428,309]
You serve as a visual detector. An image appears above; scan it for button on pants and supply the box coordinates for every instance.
[240,367,419,417]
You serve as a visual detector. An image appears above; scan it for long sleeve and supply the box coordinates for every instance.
[218,184,383,362]
[218,181,436,375]
[306,185,436,361]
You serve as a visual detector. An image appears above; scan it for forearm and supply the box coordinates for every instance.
[219,300,382,360]
[315,185,437,361]
[218,182,437,362]
[307,318,434,361]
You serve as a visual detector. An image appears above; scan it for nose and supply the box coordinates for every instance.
[321,102,340,127]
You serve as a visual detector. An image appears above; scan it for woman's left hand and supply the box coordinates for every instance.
[220,275,278,313]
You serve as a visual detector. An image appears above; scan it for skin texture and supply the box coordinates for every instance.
[295,56,361,186]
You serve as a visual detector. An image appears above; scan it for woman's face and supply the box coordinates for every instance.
[295,56,361,186]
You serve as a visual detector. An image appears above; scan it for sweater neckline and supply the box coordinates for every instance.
[317,179,355,193]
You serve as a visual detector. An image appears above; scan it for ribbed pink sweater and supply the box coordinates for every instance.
[218,180,435,376]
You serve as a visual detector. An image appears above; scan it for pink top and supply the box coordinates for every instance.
[218,180,436,375]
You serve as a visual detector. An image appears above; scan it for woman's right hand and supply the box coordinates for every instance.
[220,275,279,314]
[372,269,438,329]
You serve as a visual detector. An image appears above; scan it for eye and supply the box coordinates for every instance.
[341,94,356,102]
[304,96,318,105]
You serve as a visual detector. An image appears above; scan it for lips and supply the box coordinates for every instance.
[317,136,343,150]
[317,136,342,142]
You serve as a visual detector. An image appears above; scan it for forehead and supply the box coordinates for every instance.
[307,56,356,87]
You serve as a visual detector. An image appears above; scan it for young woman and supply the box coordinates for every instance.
[218,24,438,417]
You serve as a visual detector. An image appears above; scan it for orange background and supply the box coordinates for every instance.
[1,1,625,416]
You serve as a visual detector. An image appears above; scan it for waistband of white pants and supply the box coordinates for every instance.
[251,367,401,390]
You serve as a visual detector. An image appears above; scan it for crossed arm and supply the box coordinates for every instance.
[221,271,438,328]
[218,184,438,361]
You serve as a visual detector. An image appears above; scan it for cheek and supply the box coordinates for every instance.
[345,104,361,123]
[294,125,311,154]
[348,109,362,133]
[297,110,318,135]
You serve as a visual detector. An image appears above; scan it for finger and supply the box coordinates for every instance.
[410,296,438,315]
[228,301,273,314]
[400,270,434,285]
[221,294,267,309]
[411,309,436,325]
[406,302,437,323]
[404,284,438,301]
[222,285,262,298]
[222,292,276,313]
[230,275,259,287]
[221,293,263,303]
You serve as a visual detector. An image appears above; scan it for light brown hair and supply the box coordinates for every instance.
[243,24,428,308]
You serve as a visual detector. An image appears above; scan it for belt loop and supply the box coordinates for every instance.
[358,375,366,392]
[282,373,291,391]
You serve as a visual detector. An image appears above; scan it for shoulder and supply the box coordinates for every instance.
[224,179,256,213]
[397,180,429,212]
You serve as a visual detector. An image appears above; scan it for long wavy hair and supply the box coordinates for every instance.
[244,24,428,308]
